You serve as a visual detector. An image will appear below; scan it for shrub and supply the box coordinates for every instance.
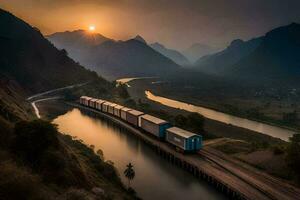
[286,134,300,182]
[11,120,60,168]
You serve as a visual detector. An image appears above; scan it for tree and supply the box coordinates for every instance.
[12,120,59,167]
[123,162,135,188]
[187,113,204,132]
[283,111,298,125]
[286,134,300,182]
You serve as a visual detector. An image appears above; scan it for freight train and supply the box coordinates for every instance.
[80,96,203,153]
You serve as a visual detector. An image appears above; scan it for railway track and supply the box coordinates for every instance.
[198,148,300,200]
[63,102,300,200]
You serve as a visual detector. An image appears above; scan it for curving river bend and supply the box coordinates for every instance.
[53,109,226,200]
[117,77,296,141]
[145,91,296,142]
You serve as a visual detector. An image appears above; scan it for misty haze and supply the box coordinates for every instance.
[1,1,300,200]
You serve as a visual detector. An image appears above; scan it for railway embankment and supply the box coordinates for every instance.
[70,102,300,200]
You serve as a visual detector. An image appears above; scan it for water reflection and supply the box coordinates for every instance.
[53,109,226,200]
[145,91,296,141]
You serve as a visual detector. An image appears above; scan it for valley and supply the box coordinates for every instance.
[1,2,300,200]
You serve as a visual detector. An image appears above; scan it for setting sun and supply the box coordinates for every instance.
[89,25,95,31]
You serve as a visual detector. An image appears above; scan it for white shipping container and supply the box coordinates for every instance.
[120,107,131,120]
[108,103,117,114]
[102,102,112,113]
[113,105,124,117]
[95,99,105,110]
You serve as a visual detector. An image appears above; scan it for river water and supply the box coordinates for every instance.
[145,91,296,141]
[53,108,226,200]
[117,77,296,141]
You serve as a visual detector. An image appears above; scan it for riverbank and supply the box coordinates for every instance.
[18,84,140,200]
[125,79,285,145]
[60,102,300,200]
[142,78,300,134]
[149,88,300,134]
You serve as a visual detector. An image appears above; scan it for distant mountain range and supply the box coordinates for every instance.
[150,42,190,66]
[0,8,103,93]
[194,38,263,74]
[47,32,180,79]
[193,23,300,84]
[47,30,112,63]
[183,43,218,63]
[133,35,147,44]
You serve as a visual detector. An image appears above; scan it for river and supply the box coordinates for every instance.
[145,91,296,142]
[117,77,296,141]
[53,108,226,200]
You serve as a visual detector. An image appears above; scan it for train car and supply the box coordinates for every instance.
[108,103,117,115]
[113,105,124,117]
[85,97,92,106]
[95,99,105,111]
[166,127,202,152]
[140,114,171,139]
[120,107,131,121]
[89,98,98,108]
[102,102,112,113]
[80,96,92,106]
[126,109,144,127]
[79,96,86,105]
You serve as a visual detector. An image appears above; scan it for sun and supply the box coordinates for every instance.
[89,25,95,32]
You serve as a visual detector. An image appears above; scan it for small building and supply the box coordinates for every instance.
[140,114,171,138]
[102,102,112,113]
[120,107,131,121]
[126,109,144,127]
[108,103,117,115]
[166,127,202,152]
[113,105,124,117]
[95,99,106,111]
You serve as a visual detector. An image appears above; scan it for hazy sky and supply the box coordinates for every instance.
[1,0,300,50]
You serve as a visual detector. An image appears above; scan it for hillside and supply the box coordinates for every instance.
[47,31,181,80]
[193,23,300,85]
[0,8,137,200]
[229,23,300,83]
[0,8,103,94]
[150,42,190,66]
[183,43,217,63]
[194,38,263,74]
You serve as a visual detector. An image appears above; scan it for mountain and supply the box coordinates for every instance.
[47,30,112,63]
[194,38,263,74]
[229,23,300,82]
[193,23,300,85]
[150,42,190,66]
[0,8,135,199]
[183,43,217,63]
[133,35,147,44]
[82,39,181,79]
[0,8,105,93]
[48,32,180,80]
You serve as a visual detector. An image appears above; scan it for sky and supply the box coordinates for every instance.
[1,0,300,50]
